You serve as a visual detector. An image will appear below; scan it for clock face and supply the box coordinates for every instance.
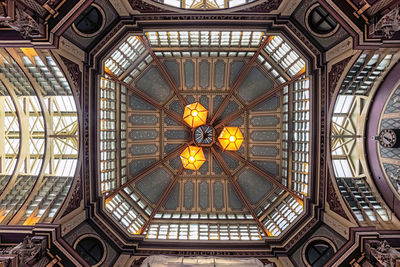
[379,129,398,148]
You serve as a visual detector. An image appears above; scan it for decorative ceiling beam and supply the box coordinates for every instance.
[138,166,184,235]
[104,68,190,129]
[105,142,191,201]
[225,150,303,203]
[211,146,270,236]
[209,36,273,125]
[215,68,306,129]
[138,36,188,107]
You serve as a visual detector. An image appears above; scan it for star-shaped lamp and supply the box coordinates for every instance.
[183,102,208,128]
[180,146,206,170]
[218,127,244,151]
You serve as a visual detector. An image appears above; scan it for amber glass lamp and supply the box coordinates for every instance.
[183,102,208,128]
[180,146,206,170]
[218,127,244,151]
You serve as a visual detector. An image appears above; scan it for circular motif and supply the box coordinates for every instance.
[194,125,214,145]
[306,4,339,37]
[74,236,105,266]
[379,129,399,148]
[304,239,335,267]
[72,4,105,37]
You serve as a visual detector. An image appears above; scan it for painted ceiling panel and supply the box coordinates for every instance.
[237,66,274,102]
[237,169,273,205]
[129,159,157,177]
[253,160,279,177]
[135,66,172,102]
[164,60,181,87]
[228,183,244,210]
[252,95,280,111]
[130,94,156,110]
[135,167,172,203]
[164,183,180,210]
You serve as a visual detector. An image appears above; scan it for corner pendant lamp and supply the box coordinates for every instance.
[183,102,208,128]
[218,127,244,151]
[180,146,206,171]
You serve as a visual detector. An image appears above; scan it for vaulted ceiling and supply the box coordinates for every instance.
[1,0,400,266]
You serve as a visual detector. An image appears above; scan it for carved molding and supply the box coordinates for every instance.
[61,174,82,217]
[326,56,352,221]
[240,0,283,12]
[59,55,82,102]
[57,56,83,218]
[129,0,168,13]
[328,56,352,105]
[0,8,41,38]
[367,240,400,267]
[286,22,321,57]
[327,173,349,220]
[128,0,282,13]
[284,218,318,250]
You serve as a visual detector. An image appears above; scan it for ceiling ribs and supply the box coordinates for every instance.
[209,36,273,125]
[105,142,191,201]
[138,166,185,235]
[138,36,188,107]
[104,69,190,129]
[3,48,53,225]
[211,146,270,236]
[215,68,306,129]
[225,150,303,203]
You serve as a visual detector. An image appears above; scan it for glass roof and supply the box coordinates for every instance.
[331,52,394,223]
[0,48,79,225]
[100,30,309,240]
[151,0,256,9]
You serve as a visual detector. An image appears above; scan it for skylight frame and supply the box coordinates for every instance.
[0,49,79,225]
[100,31,311,240]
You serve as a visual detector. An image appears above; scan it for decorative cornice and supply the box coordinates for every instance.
[59,55,82,102]
[327,173,349,220]
[129,0,169,13]
[326,56,353,221]
[284,218,319,251]
[61,173,82,217]
[328,56,352,105]
[240,0,282,12]
[286,21,322,57]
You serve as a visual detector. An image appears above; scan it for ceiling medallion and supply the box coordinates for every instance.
[194,125,214,145]
[181,102,244,170]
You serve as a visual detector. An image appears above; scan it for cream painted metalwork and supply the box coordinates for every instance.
[0,48,79,225]
[330,52,398,224]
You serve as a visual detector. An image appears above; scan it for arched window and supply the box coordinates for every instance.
[305,240,334,267]
[307,5,338,36]
[75,237,105,266]
[73,4,104,37]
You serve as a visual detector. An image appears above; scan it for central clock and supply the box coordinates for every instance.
[378,129,400,148]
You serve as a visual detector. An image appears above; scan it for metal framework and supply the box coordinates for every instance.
[330,51,396,224]
[0,48,79,225]
[100,31,310,239]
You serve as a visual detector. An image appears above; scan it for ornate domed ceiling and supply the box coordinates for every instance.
[98,30,311,241]
[2,0,400,266]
